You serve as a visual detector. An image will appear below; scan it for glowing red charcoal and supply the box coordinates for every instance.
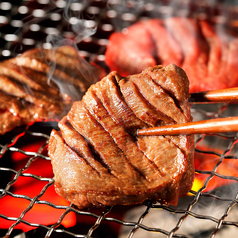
[192,143,238,193]
[0,137,76,232]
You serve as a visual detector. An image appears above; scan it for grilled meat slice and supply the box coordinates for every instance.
[118,76,174,127]
[141,64,191,122]
[92,72,147,133]
[129,71,187,124]
[48,64,194,209]
[0,45,104,135]
[14,46,104,99]
[0,91,48,133]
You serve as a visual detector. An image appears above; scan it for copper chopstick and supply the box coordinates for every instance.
[189,87,238,103]
[137,116,238,136]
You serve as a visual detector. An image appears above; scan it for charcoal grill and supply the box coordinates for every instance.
[1,0,238,237]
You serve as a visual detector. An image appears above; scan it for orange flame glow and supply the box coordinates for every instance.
[192,144,238,193]
[0,140,76,232]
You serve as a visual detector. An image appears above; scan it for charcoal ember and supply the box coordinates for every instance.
[0,45,105,135]
[48,64,194,209]
[15,223,116,238]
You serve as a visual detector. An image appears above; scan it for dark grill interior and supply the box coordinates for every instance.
[1,0,238,237]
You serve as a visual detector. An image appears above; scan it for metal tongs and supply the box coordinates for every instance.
[137,87,238,136]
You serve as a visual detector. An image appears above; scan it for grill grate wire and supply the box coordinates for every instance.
[1,0,238,237]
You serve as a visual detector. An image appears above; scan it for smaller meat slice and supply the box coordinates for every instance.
[0,45,104,135]
[0,60,43,91]
[105,19,183,76]
[0,73,62,112]
[141,64,191,122]
[14,46,103,99]
[0,91,48,134]
[56,45,104,85]
[200,20,224,76]
[0,93,27,134]
[0,109,25,136]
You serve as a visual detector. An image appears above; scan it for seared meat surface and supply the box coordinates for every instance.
[105,18,238,93]
[0,46,104,134]
[48,64,194,209]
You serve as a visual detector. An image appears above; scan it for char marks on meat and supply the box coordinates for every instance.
[0,46,104,135]
[105,17,238,93]
[48,64,194,209]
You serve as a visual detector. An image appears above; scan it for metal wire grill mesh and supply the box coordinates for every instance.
[1,0,238,237]
[0,105,238,238]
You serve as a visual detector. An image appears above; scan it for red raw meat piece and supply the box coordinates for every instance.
[199,20,229,91]
[226,39,238,88]
[105,21,156,76]
[144,19,183,67]
[105,19,183,76]
[165,17,209,92]
[105,17,238,92]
